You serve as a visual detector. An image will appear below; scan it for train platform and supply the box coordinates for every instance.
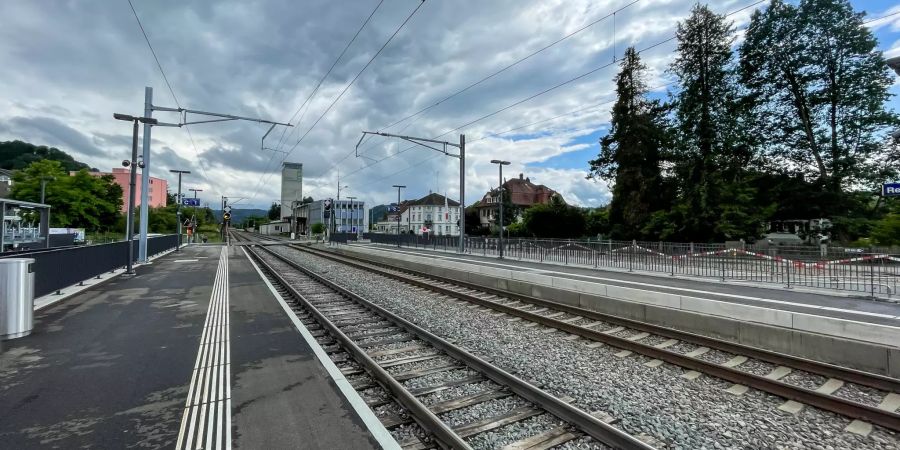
[349,243,900,326]
[333,242,900,377]
[0,244,390,449]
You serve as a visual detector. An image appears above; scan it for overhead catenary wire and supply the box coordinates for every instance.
[342,0,767,181]
[351,0,643,159]
[246,0,386,205]
[247,0,427,205]
[282,0,426,158]
[273,0,386,154]
[126,0,220,196]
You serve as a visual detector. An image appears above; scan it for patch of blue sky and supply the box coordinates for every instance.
[527,129,606,170]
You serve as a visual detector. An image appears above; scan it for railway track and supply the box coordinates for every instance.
[241,237,653,449]
[275,239,900,436]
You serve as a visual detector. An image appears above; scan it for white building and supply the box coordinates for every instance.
[258,220,290,235]
[399,192,461,236]
[292,199,367,235]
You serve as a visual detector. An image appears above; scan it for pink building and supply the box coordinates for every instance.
[78,168,168,212]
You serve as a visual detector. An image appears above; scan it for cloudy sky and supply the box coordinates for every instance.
[1,0,898,210]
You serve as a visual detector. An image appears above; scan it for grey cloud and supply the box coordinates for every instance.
[0,0,857,210]
[3,116,106,159]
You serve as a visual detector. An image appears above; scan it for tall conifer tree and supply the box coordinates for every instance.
[588,47,667,239]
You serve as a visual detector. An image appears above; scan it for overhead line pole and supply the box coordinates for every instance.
[135,86,292,262]
[170,170,191,251]
[360,131,465,254]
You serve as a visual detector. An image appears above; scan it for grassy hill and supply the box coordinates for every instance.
[0,140,93,172]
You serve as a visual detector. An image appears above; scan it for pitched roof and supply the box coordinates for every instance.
[479,173,561,206]
[408,192,460,207]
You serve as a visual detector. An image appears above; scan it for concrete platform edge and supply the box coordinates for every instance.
[330,245,900,378]
[240,247,400,450]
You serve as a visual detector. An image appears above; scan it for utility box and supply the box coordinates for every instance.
[0,258,35,340]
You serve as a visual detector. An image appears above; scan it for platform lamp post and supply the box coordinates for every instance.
[170,170,191,252]
[40,176,55,204]
[188,189,202,244]
[393,185,405,247]
[114,113,158,275]
[490,159,510,259]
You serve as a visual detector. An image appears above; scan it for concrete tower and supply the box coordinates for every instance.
[280,162,303,219]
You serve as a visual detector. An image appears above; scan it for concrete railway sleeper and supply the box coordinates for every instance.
[241,238,652,450]
[279,239,900,435]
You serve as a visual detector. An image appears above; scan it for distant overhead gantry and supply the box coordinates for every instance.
[356,130,466,254]
[131,86,292,264]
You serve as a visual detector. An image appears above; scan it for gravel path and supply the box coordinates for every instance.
[270,247,900,449]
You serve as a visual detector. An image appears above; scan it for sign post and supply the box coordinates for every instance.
[883,182,900,197]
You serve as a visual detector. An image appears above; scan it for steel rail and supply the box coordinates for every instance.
[289,243,900,432]
[245,244,470,449]
[249,242,654,450]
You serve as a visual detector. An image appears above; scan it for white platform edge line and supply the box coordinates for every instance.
[240,247,400,450]
[177,246,230,449]
[350,244,900,327]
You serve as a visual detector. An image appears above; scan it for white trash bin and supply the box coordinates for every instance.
[0,258,35,340]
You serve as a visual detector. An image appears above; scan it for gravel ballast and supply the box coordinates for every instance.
[268,247,900,450]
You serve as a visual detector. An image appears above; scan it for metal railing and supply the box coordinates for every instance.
[361,234,899,297]
[329,232,359,244]
[0,234,179,297]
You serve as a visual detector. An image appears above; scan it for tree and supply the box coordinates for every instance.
[0,140,91,172]
[588,47,669,239]
[311,223,326,234]
[464,205,488,235]
[267,202,281,220]
[740,0,898,196]
[301,196,314,204]
[521,197,586,238]
[10,160,123,231]
[144,205,177,233]
[584,207,611,237]
[668,4,757,241]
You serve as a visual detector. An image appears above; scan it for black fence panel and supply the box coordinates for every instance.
[148,234,179,255]
[330,233,359,244]
[361,233,458,250]
[1,235,178,298]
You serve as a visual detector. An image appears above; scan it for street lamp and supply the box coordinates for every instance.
[114,113,158,274]
[170,170,191,251]
[490,160,511,259]
[40,176,55,204]
[392,185,405,247]
[347,196,357,234]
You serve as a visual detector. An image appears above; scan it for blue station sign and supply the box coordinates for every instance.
[182,198,201,206]
[883,183,900,197]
